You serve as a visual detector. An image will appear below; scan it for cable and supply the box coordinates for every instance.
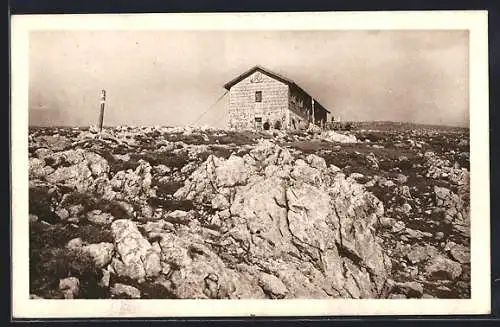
[193,90,228,125]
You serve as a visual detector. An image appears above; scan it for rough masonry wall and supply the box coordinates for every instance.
[228,72,289,130]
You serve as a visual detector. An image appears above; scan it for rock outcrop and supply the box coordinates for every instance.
[174,140,391,298]
[110,219,162,282]
[27,125,471,300]
[319,131,358,144]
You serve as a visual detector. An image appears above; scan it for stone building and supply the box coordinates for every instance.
[224,65,330,130]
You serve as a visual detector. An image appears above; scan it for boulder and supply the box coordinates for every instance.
[86,210,115,225]
[59,277,80,299]
[82,242,115,268]
[99,267,111,288]
[434,186,470,237]
[29,158,53,179]
[424,255,462,280]
[448,243,470,264]
[214,155,248,187]
[320,131,357,143]
[175,140,391,298]
[379,217,395,228]
[111,219,161,282]
[258,272,289,298]
[407,245,439,264]
[66,237,84,250]
[166,210,190,223]
[157,232,265,299]
[110,283,141,299]
[36,135,72,151]
[392,221,406,233]
[44,150,109,193]
[54,208,69,220]
[404,228,433,240]
[109,160,155,201]
[392,281,424,298]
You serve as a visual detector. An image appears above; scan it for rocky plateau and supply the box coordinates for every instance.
[28,123,470,299]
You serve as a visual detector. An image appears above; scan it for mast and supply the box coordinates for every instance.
[311,97,315,125]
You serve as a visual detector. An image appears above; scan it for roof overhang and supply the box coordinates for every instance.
[223,65,331,113]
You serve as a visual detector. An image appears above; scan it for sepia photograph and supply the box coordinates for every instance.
[11,11,490,317]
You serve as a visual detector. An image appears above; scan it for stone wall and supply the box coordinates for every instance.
[227,71,328,131]
[228,71,289,130]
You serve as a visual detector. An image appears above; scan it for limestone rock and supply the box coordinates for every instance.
[258,272,289,298]
[111,219,161,282]
[82,242,115,268]
[109,160,155,201]
[59,277,80,299]
[110,283,141,299]
[392,281,424,298]
[448,243,470,264]
[434,186,470,237]
[177,141,391,298]
[166,210,190,223]
[157,232,264,299]
[86,210,115,225]
[320,131,357,143]
[66,237,84,250]
[45,149,109,192]
[425,255,463,280]
[407,245,439,264]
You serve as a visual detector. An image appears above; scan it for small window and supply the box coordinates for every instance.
[255,117,263,130]
[255,91,262,103]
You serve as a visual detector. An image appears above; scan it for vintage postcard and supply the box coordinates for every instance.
[11,11,490,318]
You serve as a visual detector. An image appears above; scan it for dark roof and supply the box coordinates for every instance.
[223,65,330,113]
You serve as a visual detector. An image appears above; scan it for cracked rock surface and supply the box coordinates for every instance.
[28,124,470,299]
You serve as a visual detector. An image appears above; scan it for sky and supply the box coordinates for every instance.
[29,30,469,128]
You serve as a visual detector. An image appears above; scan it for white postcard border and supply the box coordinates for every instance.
[11,11,490,318]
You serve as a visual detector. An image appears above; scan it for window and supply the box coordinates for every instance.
[255,91,262,103]
[255,117,263,130]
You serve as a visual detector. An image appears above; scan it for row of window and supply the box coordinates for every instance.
[254,91,307,109]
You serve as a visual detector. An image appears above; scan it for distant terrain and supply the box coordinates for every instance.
[27,122,470,299]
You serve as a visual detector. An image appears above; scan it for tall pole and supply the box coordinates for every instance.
[98,89,106,133]
[311,97,315,125]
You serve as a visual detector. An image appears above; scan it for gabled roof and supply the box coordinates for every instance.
[223,65,330,113]
[223,65,294,90]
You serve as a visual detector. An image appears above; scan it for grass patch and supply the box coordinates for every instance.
[30,220,112,298]
[147,198,195,211]
[109,275,178,299]
[210,131,262,146]
[153,180,184,198]
[29,186,61,224]
[30,221,113,249]
[30,245,106,299]
[162,132,209,145]
[196,146,235,162]
[61,191,134,220]
[140,151,190,168]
